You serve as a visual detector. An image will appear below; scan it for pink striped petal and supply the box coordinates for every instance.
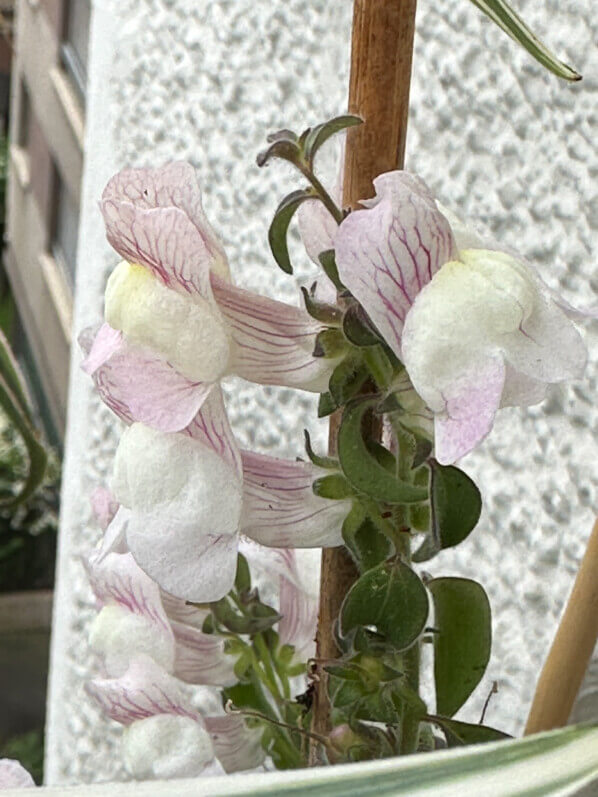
[278,549,318,657]
[185,386,242,478]
[86,654,198,725]
[101,163,229,297]
[335,171,456,357]
[170,620,236,687]
[0,760,35,788]
[204,715,265,773]
[81,323,212,432]
[85,551,173,639]
[212,276,334,393]
[297,197,338,266]
[240,450,347,547]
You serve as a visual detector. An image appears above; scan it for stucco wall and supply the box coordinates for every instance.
[45,0,598,784]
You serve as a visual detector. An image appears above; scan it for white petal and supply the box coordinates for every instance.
[240,450,347,547]
[89,604,175,677]
[105,262,231,384]
[86,654,197,725]
[0,759,35,788]
[90,487,119,531]
[204,714,265,773]
[212,276,335,393]
[297,197,338,265]
[336,171,456,357]
[123,715,215,780]
[112,423,242,527]
[126,512,239,602]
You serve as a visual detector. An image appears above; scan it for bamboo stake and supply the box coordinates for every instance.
[309,0,418,764]
[524,517,598,735]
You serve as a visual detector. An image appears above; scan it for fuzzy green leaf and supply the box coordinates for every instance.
[268,189,316,274]
[429,577,491,718]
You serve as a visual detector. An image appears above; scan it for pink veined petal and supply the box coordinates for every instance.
[125,509,239,603]
[204,715,265,773]
[85,552,174,644]
[335,171,457,357]
[80,323,123,374]
[160,591,209,628]
[90,487,119,531]
[434,355,506,465]
[212,276,334,393]
[86,654,198,726]
[0,759,35,788]
[297,197,338,266]
[240,450,347,548]
[81,323,213,432]
[101,163,229,297]
[92,507,130,562]
[277,550,318,657]
[185,385,242,478]
[170,620,236,687]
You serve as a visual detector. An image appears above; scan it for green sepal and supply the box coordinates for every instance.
[211,596,282,635]
[201,614,215,634]
[428,577,492,718]
[342,304,380,347]
[341,559,429,651]
[268,188,317,274]
[312,472,354,500]
[300,286,343,325]
[234,553,251,594]
[338,398,428,505]
[313,328,348,359]
[328,354,369,405]
[413,461,481,563]
[318,391,338,418]
[342,502,392,573]
[427,714,510,747]
[318,249,344,291]
[362,346,394,390]
[303,429,337,469]
[302,114,363,166]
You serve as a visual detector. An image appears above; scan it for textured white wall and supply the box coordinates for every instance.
[45,0,598,785]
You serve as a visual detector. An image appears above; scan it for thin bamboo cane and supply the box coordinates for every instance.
[525,517,598,735]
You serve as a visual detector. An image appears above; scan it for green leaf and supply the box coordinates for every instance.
[328,354,369,405]
[268,189,316,274]
[468,0,581,81]
[256,137,301,168]
[429,577,491,717]
[312,473,354,500]
[427,714,511,747]
[317,391,338,418]
[318,249,344,291]
[413,461,481,563]
[342,503,392,572]
[338,399,428,505]
[156,724,598,794]
[302,114,363,166]
[341,559,429,651]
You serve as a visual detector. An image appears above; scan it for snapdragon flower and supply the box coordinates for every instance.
[332,171,589,463]
[82,162,335,434]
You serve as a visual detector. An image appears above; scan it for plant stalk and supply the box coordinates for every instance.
[309,0,418,766]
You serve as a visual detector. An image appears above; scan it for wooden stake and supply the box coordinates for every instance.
[309,0,418,764]
[524,517,598,735]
